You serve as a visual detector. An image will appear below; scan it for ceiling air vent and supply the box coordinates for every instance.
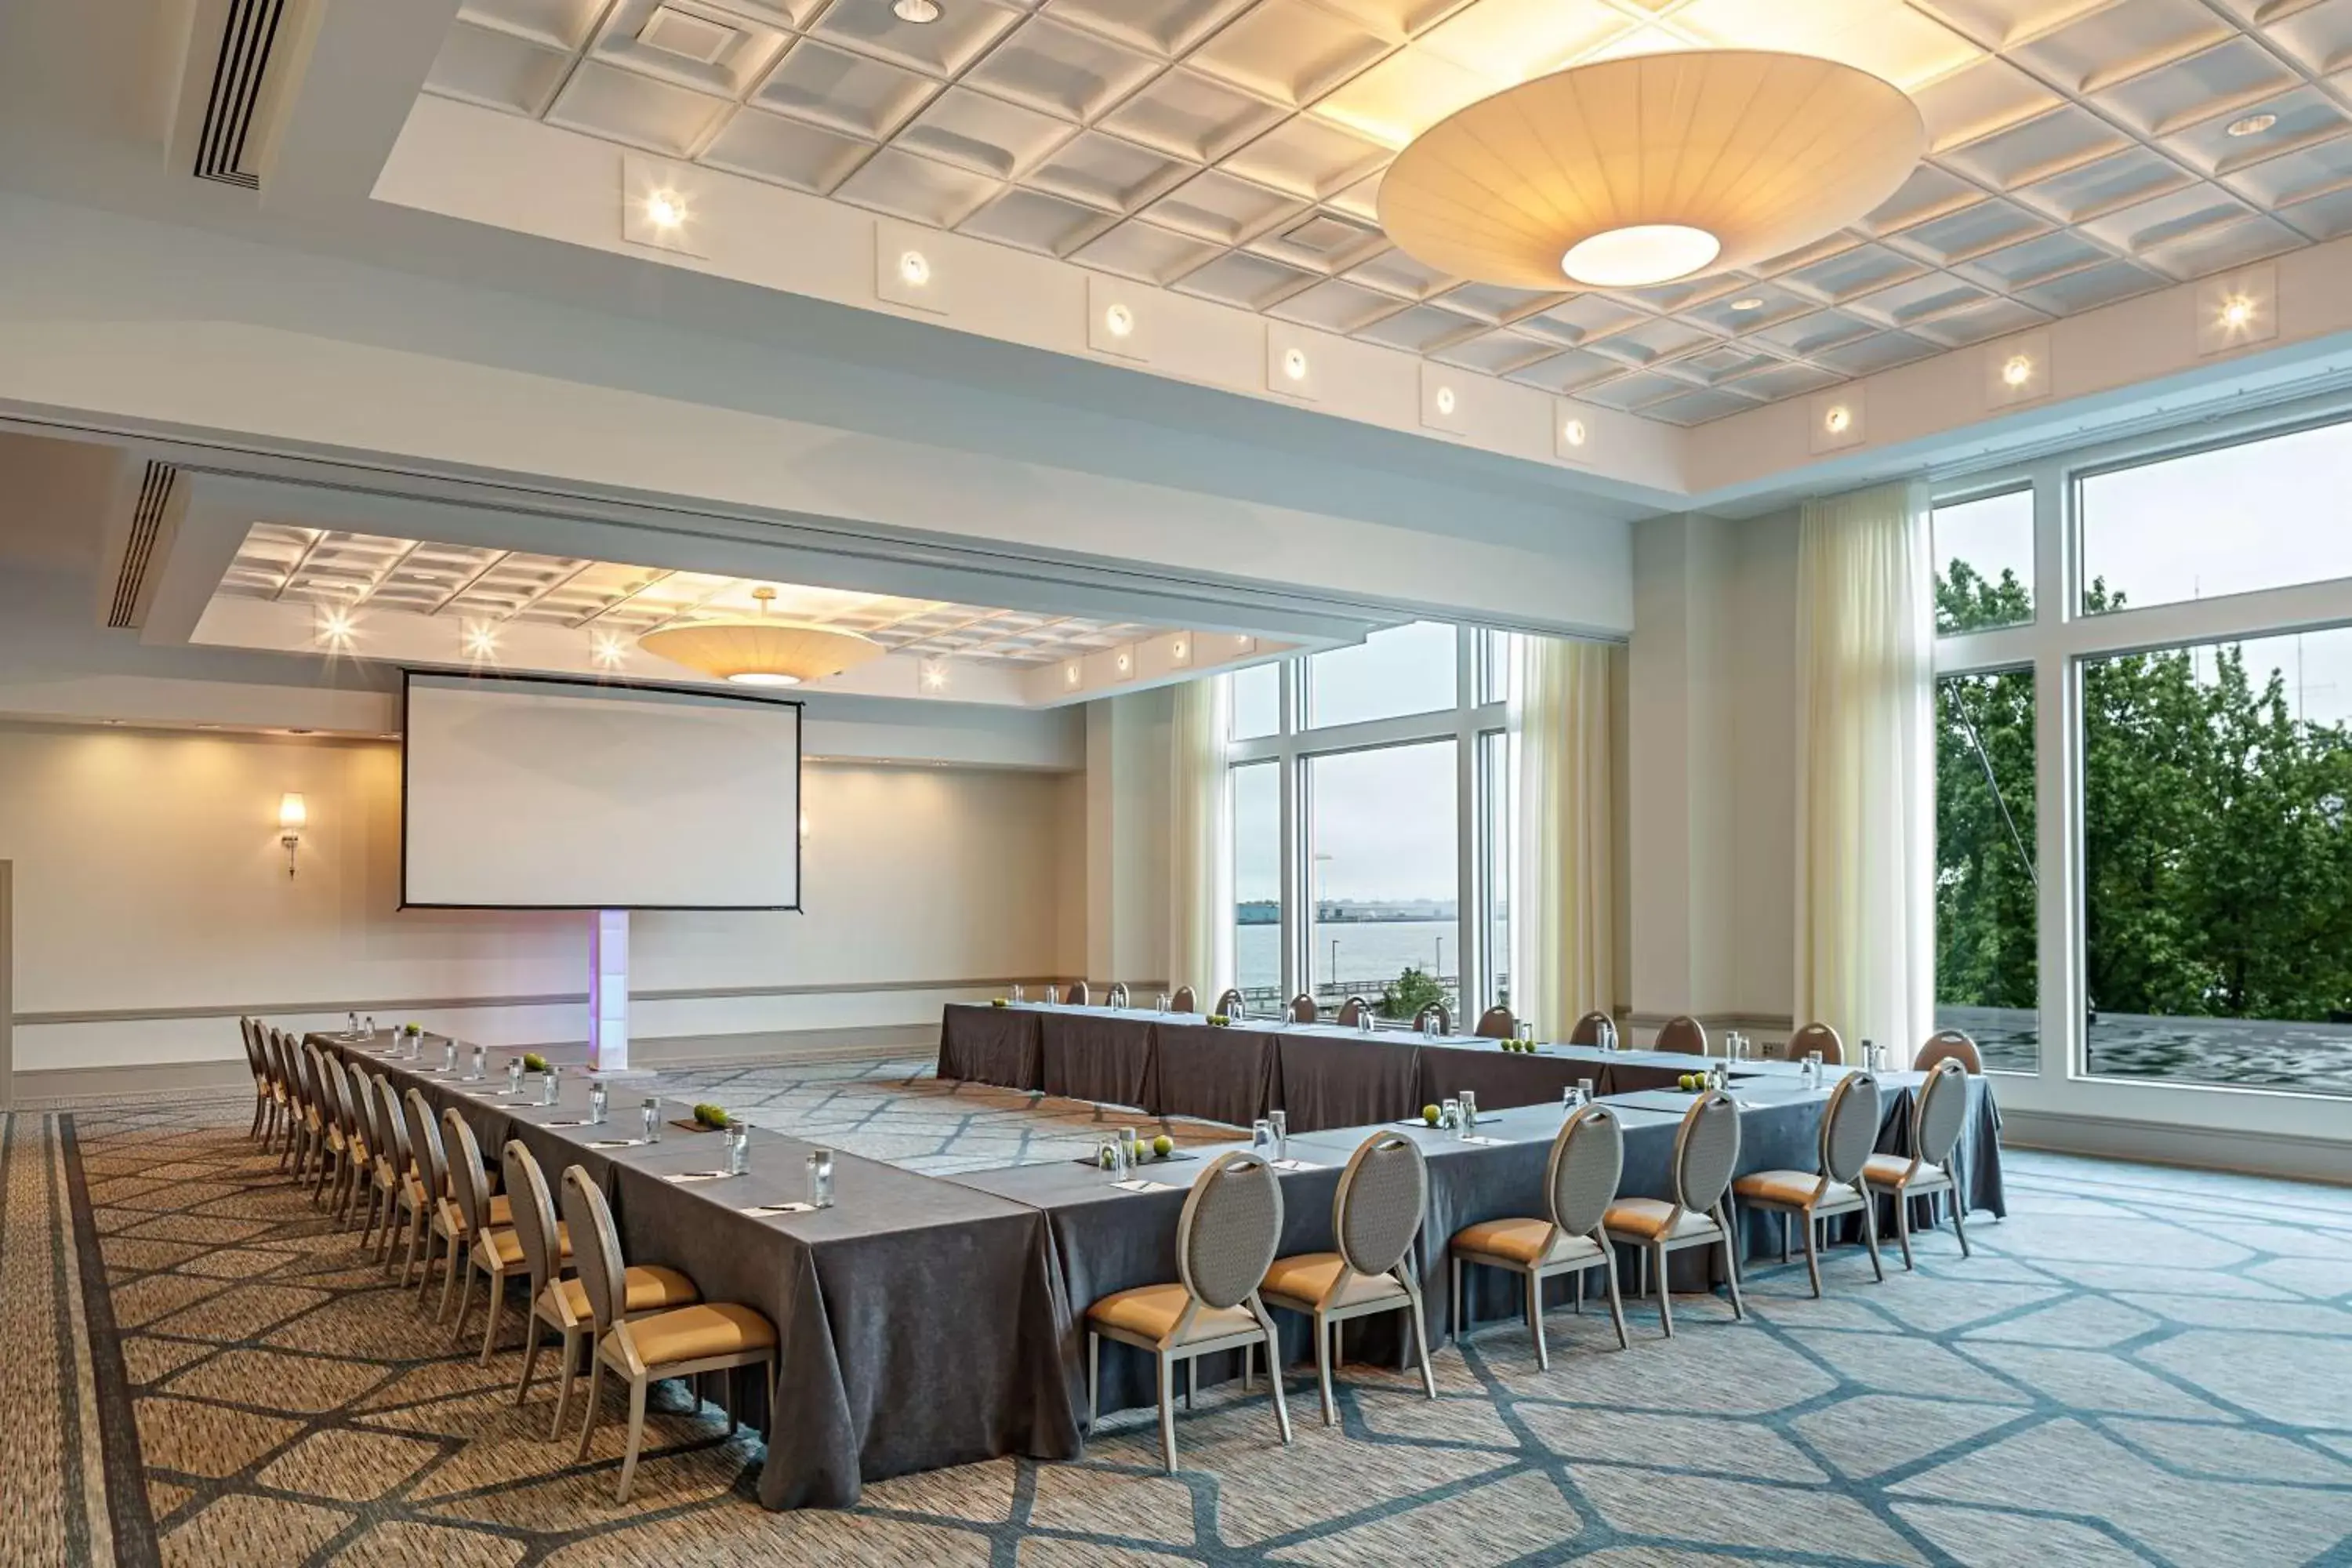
[108,463,180,630]
[192,0,292,187]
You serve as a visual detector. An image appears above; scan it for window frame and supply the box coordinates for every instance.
[1933,391,2352,1124]
[1226,624,1507,1018]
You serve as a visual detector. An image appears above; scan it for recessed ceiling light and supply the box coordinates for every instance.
[920,657,949,691]
[1730,296,1765,312]
[463,622,499,660]
[2226,113,2276,138]
[894,0,940,20]
[1063,662,1082,688]
[2001,354,2033,388]
[1435,386,1457,416]
[898,249,930,286]
[1115,649,1133,673]
[317,607,356,648]
[2221,293,2256,328]
[591,630,626,669]
[1282,347,1308,381]
[1562,417,1588,448]
[1104,303,1134,338]
[1824,405,1853,434]
[645,191,686,229]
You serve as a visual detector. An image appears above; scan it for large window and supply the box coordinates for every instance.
[1232,761,1280,1011]
[1934,669,2037,1073]
[1226,624,1508,1020]
[1937,401,2352,1103]
[2082,627,2352,1098]
[1310,742,1458,1018]
[2081,419,2352,614]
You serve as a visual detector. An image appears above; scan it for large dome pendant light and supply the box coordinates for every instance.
[637,586,885,688]
[1379,49,1925,292]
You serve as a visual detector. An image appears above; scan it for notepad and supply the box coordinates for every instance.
[1112,1178,1178,1193]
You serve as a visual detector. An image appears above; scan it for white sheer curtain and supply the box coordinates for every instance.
[1167,673,1232,999]
[1794,479,1936,1064]
[1512,634,1616,1039]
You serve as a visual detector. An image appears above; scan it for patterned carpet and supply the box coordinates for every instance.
[16,1058,2352,1567]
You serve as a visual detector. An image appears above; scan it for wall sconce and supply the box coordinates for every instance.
[278,792,307,877]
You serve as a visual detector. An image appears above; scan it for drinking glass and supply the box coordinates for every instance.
[1459,1091,1478,1131]
[469,1044,485,1081]
[1011,983,1025,1004]
[540,1065,560,1107]
[1803,1051,1824,1090]
[1440,1098,1461,1130]
[1268,1110,1287,1160]
[1564,1077,1594,1112]
[641,1097,661,1143]
[589,1083,608,1124]
[807,1149,835,1208]
[726,1122,750,1177]
[363,1015,376,1038]
[1099,1135,1129,1181]
[347,1011,360,1036]
[506,1058,524,1096]
[1250,1118,1274,1154]
[1118,1126,1139,1167]
[1044,984,1061,1007]
[1357,1010,1374,1035]
[405,1031,420,1062]
[1154,993,1169,1014]
[442,1042,457,1074]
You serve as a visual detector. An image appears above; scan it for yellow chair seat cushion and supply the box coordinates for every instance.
[556,1265,700,1321]
[1087,1283,1258,1346]
[1450,1218,1606,1269]
[625,1302,776,1367]
[1602,1198,1719,1242]
[1259,1253,1408,1310]
[1733,1170,1834,1207]
[484,1221,571,1267]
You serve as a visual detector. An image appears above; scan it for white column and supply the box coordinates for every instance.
[588,909,629,1072]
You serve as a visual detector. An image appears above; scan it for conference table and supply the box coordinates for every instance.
[314,1032,1079,1509]
[315,1010,2004,1510]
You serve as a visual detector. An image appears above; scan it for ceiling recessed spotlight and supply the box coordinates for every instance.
[1562,417,1588,447]
[2226,112,2277,138]
[2221,293,2256,328]
[1171,637,1190,663]
[1282,346,1308,381]
[1063,662,1082,688]
[1730,296,1765,312]
[898,249,930,287]
[1104,303,1134,337]
[2001,354,2033,388]
[317,607,356,648]
[1435,386,1457,416]
[1115,649,1133,674]
[645,191,686,229]
[920,657,949,691]
[1824,405,1853,434]
[591,630,626,669]
[462,622,499,660]
[893,0,940,20]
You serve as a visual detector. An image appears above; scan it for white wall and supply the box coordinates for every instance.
[0,724,1071,1075]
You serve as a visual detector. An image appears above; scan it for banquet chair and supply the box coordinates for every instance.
[561,1167,777,1503]
[329,1058,375,1228]
[308,1046,358,1210]
[1066,980,1091,1006]
[445,1111,564,1361]
[372,1076,419,1272]
[1212,988,1245,1018]
[294,1044,332,1189]
[1171,985,1198,1013]
[238,1018,272,1142]
[1287,993,1319,1023]
[1730,1073,1886,1298]
[1473,1006,1515,1040]
[1915,1030,1983,1074]
[1261,1132,1436,1423]
[1567,1010,1615,1047]
[1086,1152,1292,1474]
[257,1023,293,1152]
[1450,1104,1629,1368]
[506,1143,695,1438]
[400,1088,459,1301]
[412,1095,517,1322]
[351,1069,395,1252]
[1334,996,1371,1029]
[278,1036,312,1177]
[1602,1091,1744,1337]
[1411,1001,1453,1035]
[1653,1015,1708,1056]
[1864,1059,1973,1269]
[1788,1021,1844,1065]
[267,1029,301,1160]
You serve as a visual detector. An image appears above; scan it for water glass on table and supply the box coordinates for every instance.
[1563,1078,1592,1113]
[541,1065,561,1107]
[506,1057,524,1096]
[806,1148,834,1208]
[1011,983,1025,1004]
[1250,1118,1275,1156]
[442,1041,458,1074]
[725,1121,750,1176]
[641,1097,662,1143]
[1440,1098,1461,1131]
[469,1044,485,1081]
[1101,1134,1132,1181]
[1153,992,1169,1014]
[1458,1091,1479,1134]
[1269,1110,1287,1160]
[1802,1051,1824,1090]
[1044,984,1061,1006]
[589,1083,608,1125]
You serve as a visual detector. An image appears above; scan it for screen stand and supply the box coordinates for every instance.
[587,910,650,1081]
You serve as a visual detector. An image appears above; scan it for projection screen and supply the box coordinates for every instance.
[401,673,801,909]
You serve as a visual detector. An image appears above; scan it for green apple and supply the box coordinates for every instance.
[1421,1104,1441,1125]
[1152,1134,1174,1158]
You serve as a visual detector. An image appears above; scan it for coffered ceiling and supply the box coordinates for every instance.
[220,523,1167,665]
[416,0,2352,426]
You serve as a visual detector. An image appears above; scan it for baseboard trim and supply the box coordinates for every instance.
[12,1022,938,1107]
[2002,1107,2352,1187]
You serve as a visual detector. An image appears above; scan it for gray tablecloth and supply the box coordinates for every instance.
[1415,1041,1618,1110]
[1273,1028,1428,1131]
[936,1004,1040,1091]
[1039,1009,1156,1109]
[1144,1021,1282,1127]
[318,1033,1078,1508]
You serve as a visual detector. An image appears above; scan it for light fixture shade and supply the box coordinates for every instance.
[1380,50,1924,291]
[637,617,884,687]
[278,792,307,832]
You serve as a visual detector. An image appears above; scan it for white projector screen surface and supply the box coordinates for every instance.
[402,674,800,909]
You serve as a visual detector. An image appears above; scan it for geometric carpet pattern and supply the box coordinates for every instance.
[22,1060,2352,1567]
